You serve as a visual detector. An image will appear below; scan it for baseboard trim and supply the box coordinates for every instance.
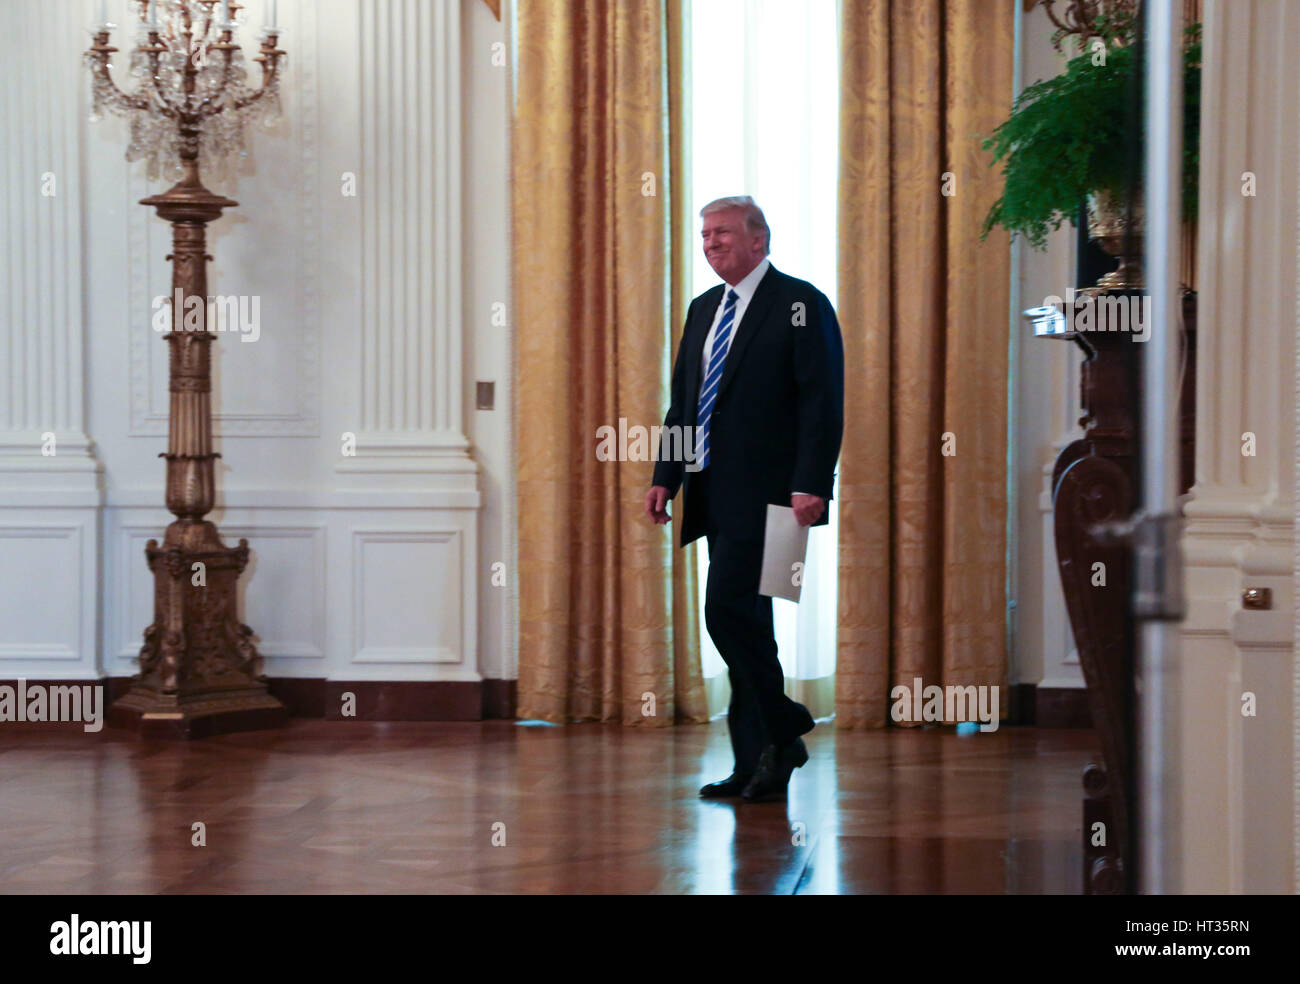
[323,681,480,720]
[266,678,328,718]
[273,678,518,721]
[1,677,519,725]
[1008,683,1037,725]
[1014,684,1092,728]
[6,679,1087,728]
[481,678,517,719]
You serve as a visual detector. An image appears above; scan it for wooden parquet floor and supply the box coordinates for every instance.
[0,719,1096,894]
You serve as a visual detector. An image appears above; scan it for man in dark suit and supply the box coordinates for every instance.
[645,196,844,802]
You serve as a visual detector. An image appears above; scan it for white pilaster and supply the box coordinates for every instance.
[0,0,101,503]
[0,1,102,682]
[338,0,475,492]
[1180,0,1298,894]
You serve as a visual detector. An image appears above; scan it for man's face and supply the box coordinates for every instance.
[701,208,765,285]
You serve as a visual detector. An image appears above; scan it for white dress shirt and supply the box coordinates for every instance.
[696,256,771,406]
[696,256,818,500]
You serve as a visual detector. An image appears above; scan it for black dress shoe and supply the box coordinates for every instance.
[742,738,809,802]
[699,773,752,798]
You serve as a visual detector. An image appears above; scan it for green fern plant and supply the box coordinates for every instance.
[980,26,1201,251]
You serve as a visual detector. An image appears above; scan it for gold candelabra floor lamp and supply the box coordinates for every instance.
[86,0,288,737]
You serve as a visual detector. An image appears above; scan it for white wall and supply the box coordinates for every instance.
[1179,0,1298,894]
[0,0,516,691]
[0,1,103,678]
[464,0,515,683]
[1010,2,1084,694]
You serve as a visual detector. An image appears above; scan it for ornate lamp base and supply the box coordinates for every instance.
[109,690,288,740]
[108,519,288,739]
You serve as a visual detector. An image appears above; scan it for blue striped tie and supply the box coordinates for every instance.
[695,289,739,471]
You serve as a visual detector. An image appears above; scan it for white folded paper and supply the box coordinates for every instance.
[758,504,810,602]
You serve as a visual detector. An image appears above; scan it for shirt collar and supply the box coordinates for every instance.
[724,256,771,305]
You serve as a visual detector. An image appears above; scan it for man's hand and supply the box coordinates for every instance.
[792,493,825,527]
[646,486,673,525]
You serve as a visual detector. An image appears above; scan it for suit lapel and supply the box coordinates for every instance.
[716,264,778,401]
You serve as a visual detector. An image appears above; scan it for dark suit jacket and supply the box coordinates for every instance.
[652,263,845,547]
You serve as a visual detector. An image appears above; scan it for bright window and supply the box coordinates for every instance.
[687,0,841,695]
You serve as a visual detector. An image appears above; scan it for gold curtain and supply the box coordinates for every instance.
[836,0,1014,728]
[512,0,706,726]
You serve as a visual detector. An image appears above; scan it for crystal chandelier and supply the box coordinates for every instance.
[85,0,287,183]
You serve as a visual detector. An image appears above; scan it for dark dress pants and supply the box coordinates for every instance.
[694,467,815,776]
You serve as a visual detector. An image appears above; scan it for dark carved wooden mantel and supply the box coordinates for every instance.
[1043,290,1196,894]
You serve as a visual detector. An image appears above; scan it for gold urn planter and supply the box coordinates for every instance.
[1084,189,1144,294]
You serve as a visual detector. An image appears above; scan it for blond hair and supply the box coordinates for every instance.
[699,195,770,254]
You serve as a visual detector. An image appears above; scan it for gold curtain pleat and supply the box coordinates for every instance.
[512,0,707,726]
[836,0,1014,729]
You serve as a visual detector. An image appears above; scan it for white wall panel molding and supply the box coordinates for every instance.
[1038,449,1082,680]
[0,517,97,678]
[107,500,480,683]
[108,518,328,669]
[110,519,166,670]
[105,486,481,510]
[221,523,328,663]
[125,0,321,438]
[347,525,479,681]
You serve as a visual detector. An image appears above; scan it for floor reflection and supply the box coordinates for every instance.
[0,718,1092,894]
